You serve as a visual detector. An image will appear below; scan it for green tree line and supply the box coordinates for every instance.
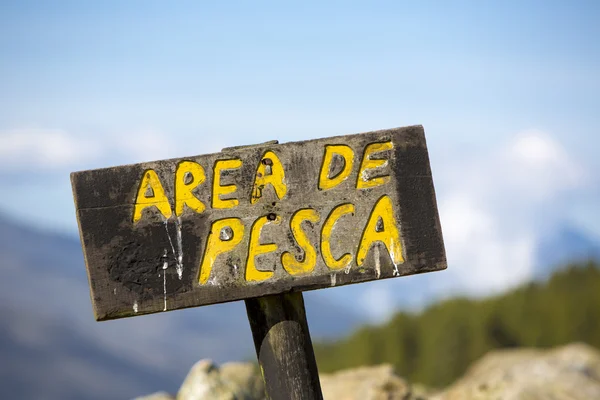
[314,261,600,388]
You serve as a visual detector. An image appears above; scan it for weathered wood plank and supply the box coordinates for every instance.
[245,292,323,400]
[71,125,446,320]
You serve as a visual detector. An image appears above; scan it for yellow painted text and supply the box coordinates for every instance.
[281,208,320,275]
[318,145,355,190]
[356,141,393,189]
[321,203,355,270]
[246,215,281,282]
[133,169,172,223]
[357,195,404,266]
[199,218,245,284]
[212,159,242,209]
[251,151,287,204]
[175,161,206,216]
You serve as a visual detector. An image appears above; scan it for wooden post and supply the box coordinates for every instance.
[245,292,323,400]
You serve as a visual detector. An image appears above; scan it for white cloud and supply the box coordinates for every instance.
[0,127,229,172]
[436,129,587,295]
[503,129,585,200]
[439,193,536,295]
[0,127,181,171]
[108,129,178,164]
[0,128,101,169]
[510,130,571,167]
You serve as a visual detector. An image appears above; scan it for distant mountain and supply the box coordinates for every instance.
[0,213,360,399]
[534,224,600,279]
[0,304,178,400]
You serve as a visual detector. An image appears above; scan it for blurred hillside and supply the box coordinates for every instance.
[314,261,600,388]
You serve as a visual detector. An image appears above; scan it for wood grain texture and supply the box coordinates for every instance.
[245,292,323,400]
[71,125,447,320]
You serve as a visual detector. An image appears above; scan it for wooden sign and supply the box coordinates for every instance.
[72,125,446,321]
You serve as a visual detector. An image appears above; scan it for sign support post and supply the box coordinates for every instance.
[71,125,447,400]
[245,292,323,399]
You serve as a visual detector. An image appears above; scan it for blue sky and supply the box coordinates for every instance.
[1,1,599,319]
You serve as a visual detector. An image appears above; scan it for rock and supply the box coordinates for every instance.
[320,364,412,400]
[174,359,417,399]
[134,392,175,400]
[177,359,264,400]
[143,343,600,399]
[220,362,265,400]
[411,383,434,399]
[432,342,600,400]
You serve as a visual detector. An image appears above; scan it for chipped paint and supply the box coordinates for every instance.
[176,216,183,279]
[390,239,401,276]
[360,169,370,183]
[330,273,337,286]
[374,245,381,278]
[164,221,176,259]
[162,249,168,311]
[164,219,184,280]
